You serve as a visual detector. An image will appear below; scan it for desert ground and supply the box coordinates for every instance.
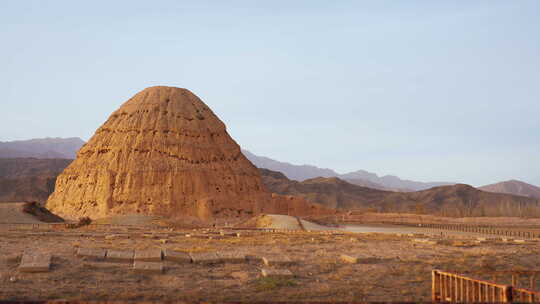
[2,216,540,302]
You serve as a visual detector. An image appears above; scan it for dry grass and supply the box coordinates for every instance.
[172,245,217,253]
[2,225,540,302]
[253,277,297,291]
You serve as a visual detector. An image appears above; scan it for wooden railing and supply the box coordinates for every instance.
[432,270,512,302]
[513,287,540,303]
[433,270,540,303]
[339,219,540,238]
[488,270,540,290]
[419,223,538,238]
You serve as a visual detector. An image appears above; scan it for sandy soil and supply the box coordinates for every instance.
[0,203,42,224]
[1,223,540,302]
[238,214,334,231]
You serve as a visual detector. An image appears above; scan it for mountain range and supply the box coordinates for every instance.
[1,137,539,209]
[0,137,85,159]
[242,149,452,191]
[260,168,540,217]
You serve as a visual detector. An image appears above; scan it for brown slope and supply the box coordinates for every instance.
[260,168,392,209]
[0,158,72,203]
[479,180,540,199]
[260,169,540,217]
[383,184,540,217]
[0,158,72,178]
[46,86,334,220]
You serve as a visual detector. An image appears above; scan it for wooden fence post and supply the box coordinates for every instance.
[460,277,464,302]
[478,282,483,302]
[454,274,458,300]
[432,270,438,302]
[441,273,446,301]
[503,285,512,303]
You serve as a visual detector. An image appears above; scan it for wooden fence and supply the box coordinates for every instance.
[420,223,538,238]
[340,220,540,238]
[432,270,540,303]
[513,287,540,303]
[432,270,511,302]
[488,270,540,290]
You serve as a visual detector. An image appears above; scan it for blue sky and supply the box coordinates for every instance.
[1,1,539,186]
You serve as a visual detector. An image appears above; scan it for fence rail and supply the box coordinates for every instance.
[432,270,511,303]
[513,287,540,303]
[340,218,540,238]
[433,270,540,303]
[419,223,538,238]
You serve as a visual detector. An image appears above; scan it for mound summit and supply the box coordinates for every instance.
[46,86,331,220]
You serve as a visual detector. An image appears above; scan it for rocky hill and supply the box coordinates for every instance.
[46,86,333,221]
[260,168,540,217]
[260,168,393,209]
[479,180,540,199]
[0,158,71,203]
[243,150,453,191]
[0,137,85,159]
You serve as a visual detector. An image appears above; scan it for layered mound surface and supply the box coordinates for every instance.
[46,86,329,220]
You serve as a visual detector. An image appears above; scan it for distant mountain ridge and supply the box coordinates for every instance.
[341,170,452,192]
[241,150,338,181]
[479,180,540,199]
[242,149,454,191]
[0,137,85,159]
[260,168,540,217]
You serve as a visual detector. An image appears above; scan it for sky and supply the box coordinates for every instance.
[1,1,539,186]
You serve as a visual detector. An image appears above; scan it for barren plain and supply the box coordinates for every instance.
[2,222,540,302]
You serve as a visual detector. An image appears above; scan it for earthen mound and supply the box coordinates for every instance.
[46,86,334,221]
